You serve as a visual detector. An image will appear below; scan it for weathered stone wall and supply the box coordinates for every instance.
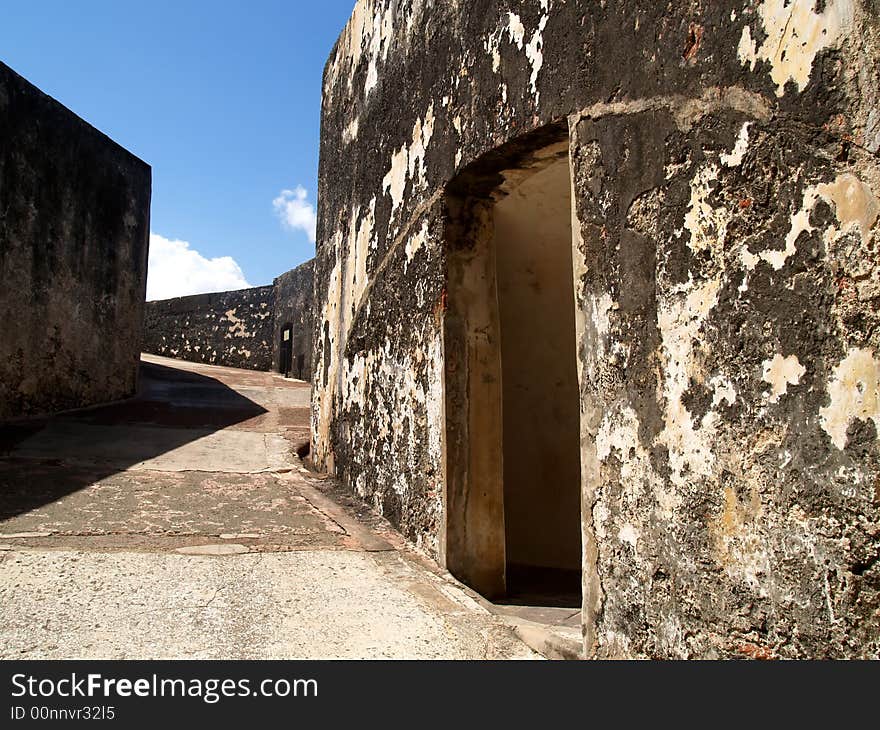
[314,0,880,658]
[144,287,275,371]
[273,260,314,380]
[0,62,151,421]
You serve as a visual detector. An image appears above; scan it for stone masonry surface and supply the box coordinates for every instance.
[0,61,151,420]
[143,260,314,379]
[144,286,276,371]
[312,0,880,658]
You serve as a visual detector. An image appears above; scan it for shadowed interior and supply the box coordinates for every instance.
[495,156,582,607]
[444,134,582,608]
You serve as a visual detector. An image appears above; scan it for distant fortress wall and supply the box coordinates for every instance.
[143,259,314,379]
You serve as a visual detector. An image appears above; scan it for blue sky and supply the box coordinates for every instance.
[0,0,355,297]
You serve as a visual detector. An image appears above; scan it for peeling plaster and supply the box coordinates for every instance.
[737,0,855,97]
[720,122,751,167]
[761,184,820,270]
[343,117,360,145]
[346,199,376,324]
[710,375,737,407]
[657,279,722,489]
[315,0,880,660]
[684,125,756,254]
[382,104,435,214]
[762,354,806,404]
[711,482,769,591]
[405,221,429,265]
[618,523,639,549]
[328,0,396,97]
[143,284,284,373]
[817,173,880,247]
[314,247,343,469]
[820,348,880,450]
[683,164,729,254]
[525,12,550,100]
[597,406,677,521]
[337,329,445,551]
[485,1,551,102]
[506,13,526,48]
[382,146,409,212]
[745,172,879,272]
[224,309,250,339]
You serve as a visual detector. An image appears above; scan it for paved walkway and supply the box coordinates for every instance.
[0,355,538,659]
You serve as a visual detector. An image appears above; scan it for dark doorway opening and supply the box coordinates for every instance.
[444,126,582,610]
[279,324,293,377]
[495,155,582,608]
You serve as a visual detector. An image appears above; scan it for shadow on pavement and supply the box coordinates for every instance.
[0,360,268,523]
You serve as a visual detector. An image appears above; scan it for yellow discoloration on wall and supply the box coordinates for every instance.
[820,347,880,450]
[762,354,806,404]
[710,481,768,590]
[738,0,854,97]
[816,173,879,247]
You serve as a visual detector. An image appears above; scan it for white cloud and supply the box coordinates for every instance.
[273,185,317,242]
[146,233,252,301]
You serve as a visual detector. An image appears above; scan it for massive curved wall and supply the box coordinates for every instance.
[314,1,880,658]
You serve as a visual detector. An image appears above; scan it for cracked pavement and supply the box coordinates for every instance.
[0,354,539,659]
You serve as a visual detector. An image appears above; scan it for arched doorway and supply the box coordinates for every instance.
[444,124,582,607]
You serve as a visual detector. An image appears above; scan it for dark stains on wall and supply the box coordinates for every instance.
[314,1,880,657]
[570,107,880,659]
[0,61,151,421]
[143,287,276,371]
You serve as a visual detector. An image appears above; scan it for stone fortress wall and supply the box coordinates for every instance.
[144,260,314,379]
[311,0,880,658]
[0,61,152,420]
